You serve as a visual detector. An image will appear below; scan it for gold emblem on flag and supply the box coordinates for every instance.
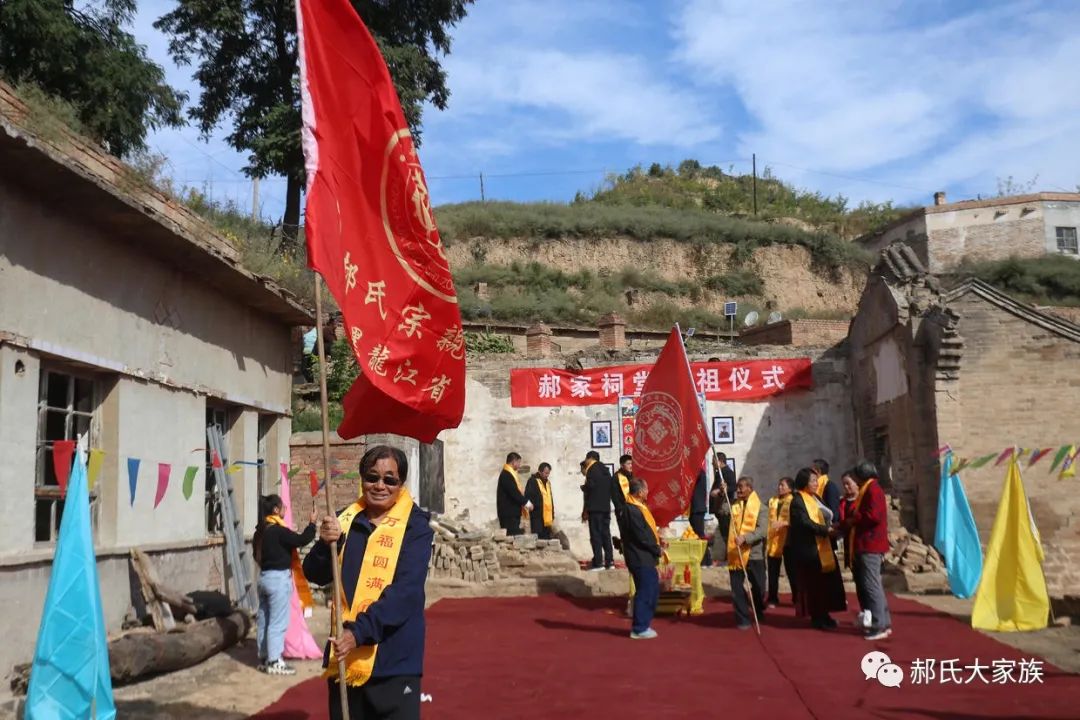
[381,129,457,303]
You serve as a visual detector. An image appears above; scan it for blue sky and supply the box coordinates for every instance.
[133,0,1080,223]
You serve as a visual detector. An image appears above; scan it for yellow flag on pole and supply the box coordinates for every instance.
[971,457,1049,631]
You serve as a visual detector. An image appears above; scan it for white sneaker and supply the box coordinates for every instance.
[865,627,892,641]
[630,628,658,640]
[265,659,297,675]
[855,610,871,629]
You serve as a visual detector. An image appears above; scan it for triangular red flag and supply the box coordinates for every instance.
[994,447,1014,467]
[1028,448,1052,467]
[155,463,171,508]
[633,327,711,528]
[309,471,320,498]
[211,450,223,469]
[297,0,465,443]
[52,440,76,498]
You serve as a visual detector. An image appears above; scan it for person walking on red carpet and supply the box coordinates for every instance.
[303,445,434,720]
[788,468,847,630]
[720,477,768,629]
[837,461,893,641]
[583,451,623,570]
[624,478,662,639]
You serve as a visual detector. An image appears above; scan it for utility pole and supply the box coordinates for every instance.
[479,172,486,203]
[251,177,260,222]
[752,153,758,217]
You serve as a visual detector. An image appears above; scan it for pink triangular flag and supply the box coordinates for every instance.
[155,463,171,508]
[279,462,323,660]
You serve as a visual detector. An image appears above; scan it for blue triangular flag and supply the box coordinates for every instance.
[26,447,117,719]
[934,452,984,599]
[127,458,140,506]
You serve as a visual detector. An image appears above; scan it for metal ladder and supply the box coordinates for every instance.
[207,424,258,614]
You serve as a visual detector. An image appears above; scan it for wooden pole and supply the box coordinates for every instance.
[314,277,351,715]
[715,446,760,635]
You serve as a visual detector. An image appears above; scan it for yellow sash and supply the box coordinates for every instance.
[626,494,659,544]
[616,471,631,500]
[767,495,791,558]
[727,491,762,569]
[324,488,414,687]
[264,515,314,611]
[845,479,874,569]
[814,474,830,498]
[537,478,554,528]
[504,464,527,519]
[799,491,837,573]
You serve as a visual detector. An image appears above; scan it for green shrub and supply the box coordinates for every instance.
[464,332,515,354]
[959,256,1080,306]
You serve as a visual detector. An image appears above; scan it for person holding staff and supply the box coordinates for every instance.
[303,445,434,720]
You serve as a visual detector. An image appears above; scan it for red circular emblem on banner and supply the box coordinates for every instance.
[633,391,682,471]
[381,129,457,302]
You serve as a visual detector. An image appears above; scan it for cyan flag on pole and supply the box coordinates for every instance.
[934,451,984,599]
[26,446,116,719]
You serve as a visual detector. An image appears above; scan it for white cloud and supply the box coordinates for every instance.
[672,0,1080,200]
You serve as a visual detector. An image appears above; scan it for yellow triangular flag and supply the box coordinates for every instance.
[87,449,105,491]
[971,459,1049,632]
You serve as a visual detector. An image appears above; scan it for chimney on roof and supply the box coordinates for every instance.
[933,191,947,206]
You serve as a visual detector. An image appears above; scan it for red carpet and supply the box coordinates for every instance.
[251,593,1080,719]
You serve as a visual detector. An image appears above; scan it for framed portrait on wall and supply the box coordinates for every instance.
[712,416,735,444]
[604,463,616,476]
[725,458,736,476]
[591,420,613,449]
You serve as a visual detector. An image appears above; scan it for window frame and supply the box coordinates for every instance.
[34,366,102,544]
[1056,226,1078,255]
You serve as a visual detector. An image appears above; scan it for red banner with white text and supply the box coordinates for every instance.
[510,358,812,407]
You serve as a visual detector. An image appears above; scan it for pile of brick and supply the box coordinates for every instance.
[429,513,501,583]
[428,511,580,583]
[882,495,949,593]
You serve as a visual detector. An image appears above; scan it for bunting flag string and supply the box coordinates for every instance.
[938,443,1080,480]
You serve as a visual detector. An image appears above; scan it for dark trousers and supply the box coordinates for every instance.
[588,511,614,568]
[328,676,421,720]
[729,559,766,627]
[499,515,523,537]
[767,555,783,605]
[628,564,659,634]
[688,512,713,566]
[782,547,799,604]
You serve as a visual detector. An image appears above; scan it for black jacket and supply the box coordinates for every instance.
[584,461,623,515]
[623,503,662,568]
[303,504,434,679]
[496,468,528,527]
[709,463,737,514]
[690,469,708,514]
[820,477,842,521]
[524,475,553,535]
[255,521,316,571]
[786,492,832,568]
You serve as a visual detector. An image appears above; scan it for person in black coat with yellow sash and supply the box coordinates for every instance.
[624,478,662,639]
[496,452,532,536]
[786,467,846,630]
[524,462,555,540]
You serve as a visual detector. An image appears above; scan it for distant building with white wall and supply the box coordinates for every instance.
[0,82,312,676]
[858,191,1080,274]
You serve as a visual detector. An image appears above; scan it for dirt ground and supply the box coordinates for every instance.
[6,577,1078,718]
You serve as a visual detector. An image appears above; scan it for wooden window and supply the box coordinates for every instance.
[1056,226,1078,254]
[35,368,100,542]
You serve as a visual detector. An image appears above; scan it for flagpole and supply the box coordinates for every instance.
[314,276,351,715]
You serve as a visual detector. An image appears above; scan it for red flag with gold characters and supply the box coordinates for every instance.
[633,327,711,528]
[296,0,465,443]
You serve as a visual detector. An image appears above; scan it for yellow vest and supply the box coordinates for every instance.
[726,491,762,570]
[766,495,791,558]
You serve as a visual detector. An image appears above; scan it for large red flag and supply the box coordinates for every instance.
[297,0,465,443]
[633,327,711,528]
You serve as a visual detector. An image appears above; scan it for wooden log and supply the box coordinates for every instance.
[130,549,198,623]
[108,610,251,685]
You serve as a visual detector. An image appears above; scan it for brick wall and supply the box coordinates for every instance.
[289,432,366,515]
[928,216,1045,273]
[740,319,849,347]
[945,293,1080,595]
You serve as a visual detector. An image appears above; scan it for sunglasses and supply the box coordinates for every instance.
[362,474,404,487]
